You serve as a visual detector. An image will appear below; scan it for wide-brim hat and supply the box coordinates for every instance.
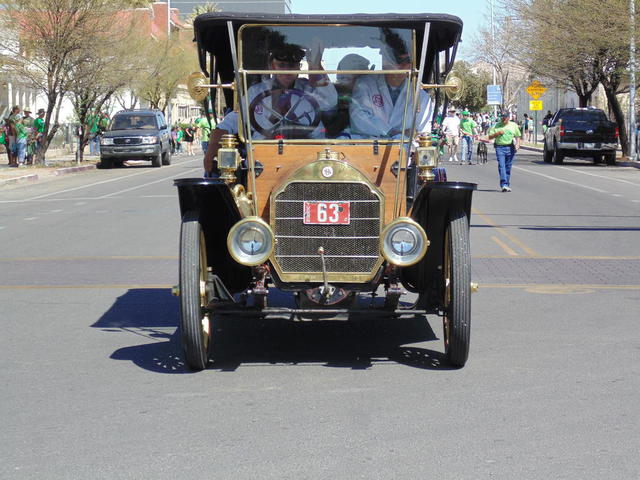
[270,44,305,63]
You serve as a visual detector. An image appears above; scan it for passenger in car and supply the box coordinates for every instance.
[324,53,371,138]
[349,40,433,140]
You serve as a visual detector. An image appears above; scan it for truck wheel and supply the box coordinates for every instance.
[553,143,564,164]
[605,153,616,165]
[593,154,603,164]
[442,208,471,368]
[151,153,161,168]
[162,151,171,165]
[179,211,211,370]
[100,157,112,169]
[542,142,552,163]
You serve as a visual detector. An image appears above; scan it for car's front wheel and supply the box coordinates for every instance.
[179,211,212,370]
[151,153,161,167]
[100,157,112,169]
[442,209,471,368]
[162,151,171,165]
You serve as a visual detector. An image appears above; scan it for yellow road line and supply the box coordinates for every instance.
[473,255,640,260]
[472,208,540,257]
[490,235,519,256]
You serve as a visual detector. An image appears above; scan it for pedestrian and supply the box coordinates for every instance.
[488,111,521,192]
[542,110,553,132]
[22,109,35,165]
[88,109,101,156]
[175,126,184,153]
[195,113,216,155]
[459,110,479,164]
[441,107,461,162]
[34,109,46,158]
[183,124,195,155]
[522,113,532,142]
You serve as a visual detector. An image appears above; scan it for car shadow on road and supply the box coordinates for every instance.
[96,288,453,374]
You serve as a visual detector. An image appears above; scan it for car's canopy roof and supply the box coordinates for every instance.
[193,12,463,83]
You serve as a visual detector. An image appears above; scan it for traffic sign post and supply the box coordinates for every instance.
[487,84,502,106]
[526,80,547,100]
[526,82,547,144]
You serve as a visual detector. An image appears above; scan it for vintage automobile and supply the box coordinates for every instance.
[174,12,476,370]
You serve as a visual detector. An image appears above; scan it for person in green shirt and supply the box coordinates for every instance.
[488,111,521,192]
[195,114,216,155]
[459,110,479,165]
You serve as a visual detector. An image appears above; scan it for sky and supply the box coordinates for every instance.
[291,0,489,60]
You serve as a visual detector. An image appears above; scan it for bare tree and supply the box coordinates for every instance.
[504,0,633,153]
[1,0,133,163]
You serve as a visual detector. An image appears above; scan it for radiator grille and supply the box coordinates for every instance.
[273,182,381,274]
[113,137,143,145]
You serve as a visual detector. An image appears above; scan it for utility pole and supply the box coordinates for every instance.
[630,0,637,161]
[490,0,498,117]
[167,0,173,128]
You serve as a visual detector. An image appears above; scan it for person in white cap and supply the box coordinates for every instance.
[349,42,433,139]
[441,107,461,162]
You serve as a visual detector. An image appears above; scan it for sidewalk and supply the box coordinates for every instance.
[0,147,99,187]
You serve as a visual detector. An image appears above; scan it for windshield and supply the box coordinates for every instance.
[110,115,158,131]
[233,24,432,142]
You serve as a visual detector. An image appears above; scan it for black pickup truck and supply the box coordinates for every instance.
[543,107,618,165]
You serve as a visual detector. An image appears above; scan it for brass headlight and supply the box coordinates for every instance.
[227,217,274,266]
[380,218,428,266]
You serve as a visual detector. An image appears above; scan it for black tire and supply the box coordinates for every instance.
[162,151,171,165]
[443,209,471,367]
[552,143,564,164]
[605,153,616,165]
[151,153,161,167]
[179,211,211,370]
[593,154,603,164]
[542,142,552,163]
[100,157,112,169]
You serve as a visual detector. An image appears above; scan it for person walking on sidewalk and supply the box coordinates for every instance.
[441,107,461,162]
[459,110,479,164]
[488,111,521,192]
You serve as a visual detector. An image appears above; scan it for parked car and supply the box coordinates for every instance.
[542,107,618,165]
[174,12,476,370]
[100,109,171,168]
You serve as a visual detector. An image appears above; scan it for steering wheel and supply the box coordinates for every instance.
[249,88,321,139]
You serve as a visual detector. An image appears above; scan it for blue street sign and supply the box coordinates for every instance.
[487,84,502,105]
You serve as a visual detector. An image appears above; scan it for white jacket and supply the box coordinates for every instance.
[349,75,433,139]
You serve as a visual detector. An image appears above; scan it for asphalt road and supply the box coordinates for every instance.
[1,151,639,479]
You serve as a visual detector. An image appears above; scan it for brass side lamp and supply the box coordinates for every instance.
[416,134,438,182]
[218,134,240,184]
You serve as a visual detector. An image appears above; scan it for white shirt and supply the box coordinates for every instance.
[218,77,337,139]
[441,115,461,136]
[349,75,433,139]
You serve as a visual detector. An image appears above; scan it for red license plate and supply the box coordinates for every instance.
[303,201,350,225]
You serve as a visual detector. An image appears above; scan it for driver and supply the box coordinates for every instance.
[349,35,433,140]
[204,43,337,175]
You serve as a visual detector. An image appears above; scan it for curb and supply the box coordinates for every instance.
[0,173,39,187]
[53,164,96,175]
[0,164,96,187]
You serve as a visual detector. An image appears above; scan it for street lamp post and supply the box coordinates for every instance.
[630,0,636,161]
[167,0,172,128]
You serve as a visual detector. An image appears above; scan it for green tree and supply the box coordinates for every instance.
[453,61,492,112]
